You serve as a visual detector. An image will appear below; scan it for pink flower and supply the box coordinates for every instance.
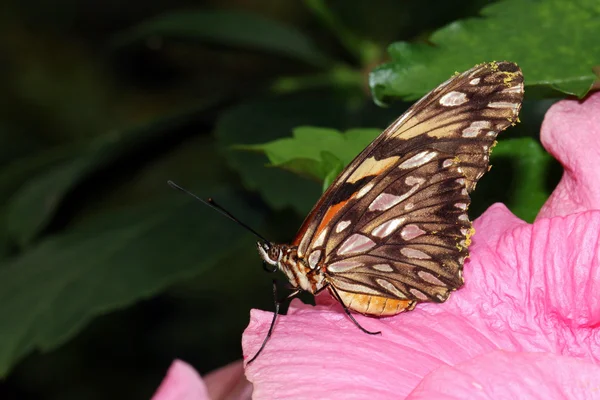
[151,360,252,400]
[242,92,600,399]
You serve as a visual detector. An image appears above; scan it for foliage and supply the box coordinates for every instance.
[370,0,600,104]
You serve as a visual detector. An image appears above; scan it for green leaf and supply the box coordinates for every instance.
[0,187,264,378]
[320,151,345,192]
[370,0,600,104]
[0,143,84,259]
[114,10,329,67]
[239,126,379,183]
[6,106,216,248]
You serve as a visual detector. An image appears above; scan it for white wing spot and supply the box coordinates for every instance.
[399,151,438,169]
[410,288,429,301]
[401,247,431,259]
[488,101,519,110]
[327,260,363,273]
[455,203,468,210]
[469,78,480,85]
[460,228,470,236]
[372,263,394,272]
[405,176,426,186]
[338,234,376,255]
[356,182,375,199]
[472,120,492,129]
[417,271,446,286]
[435,293,447,301]
[462,120,491,138]
[461,188,468,196]
[372,217,406,238]
[369,193,403,212]
[462,127,479,138]
[370,175,424,212]
[439,91,468,106]
[442,159,454,168]
[456,178,466,185]
[486,130,497,137]
[308,250,321,270]
[400,224,426,240]
[459,214,470,222]
[503,83,524,93]
[376,279,407,298]
[313,228,328,247]
[404,202,414,211]
[335,220,352,233]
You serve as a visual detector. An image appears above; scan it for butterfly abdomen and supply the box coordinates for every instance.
[333,289,416,316]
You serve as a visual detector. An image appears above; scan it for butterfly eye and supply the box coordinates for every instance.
[268,247,280,262]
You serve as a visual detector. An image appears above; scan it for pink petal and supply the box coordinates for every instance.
[204,360,252,400]
[243,205,600,398]
[407,350,600,399]
[538,91,600,218]
[451,205,600,355]
[152,360,210,400]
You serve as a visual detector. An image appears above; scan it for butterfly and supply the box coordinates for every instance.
[252,61,523,361]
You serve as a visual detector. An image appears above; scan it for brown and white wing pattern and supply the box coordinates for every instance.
[294,61,524,312]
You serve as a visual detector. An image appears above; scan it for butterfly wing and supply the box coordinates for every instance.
[294,61,524,306]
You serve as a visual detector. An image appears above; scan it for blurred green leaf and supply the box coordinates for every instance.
[370,0,600,104]
[488,137,553,222]
[0,143,83,259]
[5,105,219,248]
[0,187,264,378]
[239,126,379,182]
[304,0,381,65]
[114,10,329,67]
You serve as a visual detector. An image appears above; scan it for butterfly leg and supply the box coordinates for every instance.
[328,285,382,335]
[246,280,302,365]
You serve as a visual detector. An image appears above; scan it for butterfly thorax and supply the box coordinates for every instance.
[257,242,325,293]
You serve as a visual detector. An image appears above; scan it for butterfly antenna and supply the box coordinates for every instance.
[167,180,271,245]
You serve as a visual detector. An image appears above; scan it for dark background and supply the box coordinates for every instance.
[0,0,562,398]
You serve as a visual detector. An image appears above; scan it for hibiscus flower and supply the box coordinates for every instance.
[153,92,600,399]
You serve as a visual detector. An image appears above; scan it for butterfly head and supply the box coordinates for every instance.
[257,242,324,293]
[257,242,282,269]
